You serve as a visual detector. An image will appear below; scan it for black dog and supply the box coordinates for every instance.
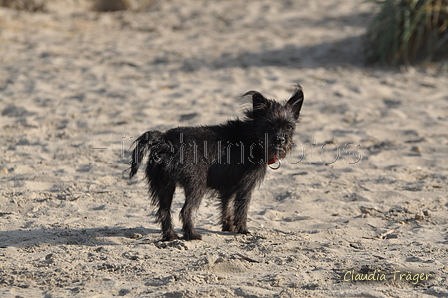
[129,86,304,241]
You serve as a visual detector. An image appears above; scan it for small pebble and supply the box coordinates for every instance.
[415,212,425,220]
[384,233,398,239]
[411,146,421,153]
[131,233,142,239]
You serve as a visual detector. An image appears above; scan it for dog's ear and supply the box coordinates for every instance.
[286,85,304,119]
[243,91,269,113]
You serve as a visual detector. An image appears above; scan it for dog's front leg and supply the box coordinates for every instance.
[233,191,252,234]
[220,193,235,232]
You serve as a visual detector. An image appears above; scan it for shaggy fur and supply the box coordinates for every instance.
[129,86,304,241]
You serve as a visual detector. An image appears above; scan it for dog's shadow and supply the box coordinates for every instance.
[0,226,242,247]
[0,226,160,247]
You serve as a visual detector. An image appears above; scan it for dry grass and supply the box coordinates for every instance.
[364,0,448,65]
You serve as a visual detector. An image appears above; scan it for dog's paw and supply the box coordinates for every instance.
[183,232,202,241]
[237,228,250,235]
[222,224,236,232]
[161,232,180,242]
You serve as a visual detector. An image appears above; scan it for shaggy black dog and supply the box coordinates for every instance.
[129,86,304,241]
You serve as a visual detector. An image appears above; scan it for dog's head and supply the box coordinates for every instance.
[244,85,304,163]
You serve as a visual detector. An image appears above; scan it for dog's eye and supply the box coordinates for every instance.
[286,124,293,130]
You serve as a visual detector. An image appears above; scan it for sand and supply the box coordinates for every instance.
[1,0,447,297]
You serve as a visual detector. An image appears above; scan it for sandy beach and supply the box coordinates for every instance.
[1,0,447,297]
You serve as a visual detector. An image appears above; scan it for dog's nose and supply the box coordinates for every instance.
[277,136,286,145]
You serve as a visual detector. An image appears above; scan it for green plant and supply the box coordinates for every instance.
[364,0,448,65]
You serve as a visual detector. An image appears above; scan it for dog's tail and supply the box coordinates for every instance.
[129,131,164,179]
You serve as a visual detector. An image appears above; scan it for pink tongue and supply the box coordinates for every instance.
[268,155,277,164]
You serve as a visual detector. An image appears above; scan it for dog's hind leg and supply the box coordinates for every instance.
[180,186,205,240]
[150,180,178,241]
